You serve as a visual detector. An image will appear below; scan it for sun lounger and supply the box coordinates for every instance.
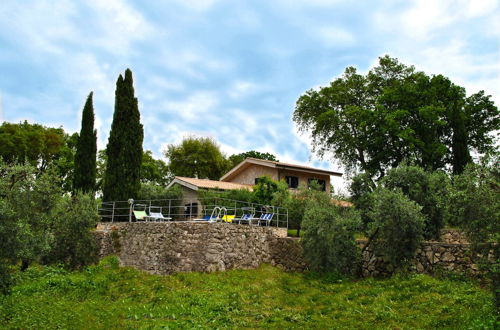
[147,212,172,222]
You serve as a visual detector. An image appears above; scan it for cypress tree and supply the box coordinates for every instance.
[103,69,144,201]
[73,92,97,194]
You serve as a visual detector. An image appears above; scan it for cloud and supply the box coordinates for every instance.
[161,91,219,121]
[317,26,355,47]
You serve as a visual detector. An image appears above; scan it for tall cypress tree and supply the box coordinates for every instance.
[73,92,97,194]
[103,69,144,201]
[450,106,472,174]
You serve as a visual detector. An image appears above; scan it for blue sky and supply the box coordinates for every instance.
[0,0,498,193]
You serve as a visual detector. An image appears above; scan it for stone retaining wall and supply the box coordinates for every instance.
[95,224,483,277]
[95,222,305,274]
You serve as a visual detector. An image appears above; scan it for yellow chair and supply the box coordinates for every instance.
[222,215,235,223]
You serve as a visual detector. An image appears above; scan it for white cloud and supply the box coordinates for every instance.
[228,81,259,99]
[318,26,355,47]
[161,91,219,121]
[174,0,219,11]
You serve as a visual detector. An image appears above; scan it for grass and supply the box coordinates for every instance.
[0,257,496,329]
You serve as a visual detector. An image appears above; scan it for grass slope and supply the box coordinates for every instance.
[0,257,496,329]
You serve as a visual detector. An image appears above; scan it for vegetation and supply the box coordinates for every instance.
[0,121,78,192]
[367,188,425,269]
[293,55,499,177]
[42,193,100,269]
[228,150,278,168]
[301,192,362,275]
[164,136,230,180]
[103,69,144,202]
[0,161,99,292]
[447,157,500,312]
[0,258,495,329]
[73,92,97,194]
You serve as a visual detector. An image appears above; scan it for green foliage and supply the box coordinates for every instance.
[0,162,61,270]
[228,150,278,168]
[349,172,376,228]
[293,55,499,177]
[103,69,144,202]
[141,150,171,185]
[0,121,77,192]
[3,258,493,328]
[42,193,99,269]
[301,192,362,275]
[253,176,288,205]
[447,157,499,312]
[73,92,97,194]
[136,183,182,201]
[368,188,425,269]
[164,136,230,180]
[381,164,450,239]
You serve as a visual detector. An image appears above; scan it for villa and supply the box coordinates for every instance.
[166,157,343,217]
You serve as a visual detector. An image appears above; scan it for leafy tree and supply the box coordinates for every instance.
[141,150,171,185]
[293,55,499,177]
[164,136,230,180]
[367,188,425,270]
[0,121,78,193]
[73,92,97,194]
[0,162,61,271]
[302,192,362,275]
[136,183,182,201]
[103,69,144,201]
[349,172,376,229]
[97,149,171,194]
[447,157,499,312]
[228,150,278,168]
[42,193,99,269]
[253,176,288,205]
[381,165,449,240]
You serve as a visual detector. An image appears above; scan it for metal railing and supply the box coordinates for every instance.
[98,197,288,228]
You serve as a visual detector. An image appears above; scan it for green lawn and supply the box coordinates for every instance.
[0,257,496,329]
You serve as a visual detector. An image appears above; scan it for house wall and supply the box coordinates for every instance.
[229,164,279,185]
[227,164,332,193]
[277,169,331,194]
[179,185,201,219]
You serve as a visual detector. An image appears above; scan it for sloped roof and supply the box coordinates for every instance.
[167,176,253,191]
[220,157,343,181]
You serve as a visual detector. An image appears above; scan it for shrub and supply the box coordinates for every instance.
[253,176,288,205]
[42,193,100,269]
[302,195,362,275]
[349,172,376,230]
[381,165,449,239]
[136,183,182,201]
[447,159,499,313]
[368,188,425,270]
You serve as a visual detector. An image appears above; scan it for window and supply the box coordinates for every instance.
[184,202,198,219]
[285,176,299,189]
[308,178,326,191]
[254,177,264,185]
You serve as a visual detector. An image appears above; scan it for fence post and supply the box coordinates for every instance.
[111,202,115,223]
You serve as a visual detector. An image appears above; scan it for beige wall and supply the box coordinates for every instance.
[229,164,279,185]
[277,169,331,193]
[228,164,331,194]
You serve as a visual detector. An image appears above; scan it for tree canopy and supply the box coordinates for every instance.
[164,136,230,180]
[103,69,144,201]
[0,121,78,192]
[228,150,278,168]
[293,55,499,178]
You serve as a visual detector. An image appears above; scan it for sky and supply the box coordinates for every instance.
[0,0,499,194]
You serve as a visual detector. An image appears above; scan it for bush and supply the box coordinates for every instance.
[447,159,499,313]
[302,195,362,275]
[368,188,425,270]
[136,183,182,201]
[42,193,100,269]
[381,165,449,239]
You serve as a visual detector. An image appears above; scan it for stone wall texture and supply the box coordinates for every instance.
[95,222,305,274]
[94,224,485,277]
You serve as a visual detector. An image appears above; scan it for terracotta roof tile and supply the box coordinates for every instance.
[176,176,253,191]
